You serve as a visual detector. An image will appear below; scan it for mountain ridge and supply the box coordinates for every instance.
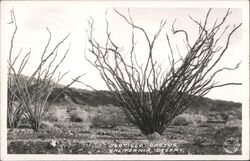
[9,74,242,114]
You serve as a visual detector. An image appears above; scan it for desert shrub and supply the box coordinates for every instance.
[70,109,89,123]
[86,9,241,135]
[45,107,69,122]
[171,115,196,126]
[147,132,161,140]
[192,114,208,124]
[45,112,60,122]
[39,121,54,129]
[91,106,128,128]
[171,113,207,126]
[92,114,115,128]
[7,10,80,132]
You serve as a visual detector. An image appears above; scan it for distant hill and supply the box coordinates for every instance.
[50,87,116,106]
[49,86,241,116]
[8,74,242,115]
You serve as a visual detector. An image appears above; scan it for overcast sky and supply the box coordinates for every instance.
[1,1,248,102]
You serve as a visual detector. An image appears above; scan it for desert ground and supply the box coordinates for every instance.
[7,89,242,155]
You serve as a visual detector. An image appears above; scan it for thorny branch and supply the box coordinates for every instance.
[8,10,83,130]
[86,8,241,135]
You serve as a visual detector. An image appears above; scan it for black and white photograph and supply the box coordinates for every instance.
[0,0,249,160]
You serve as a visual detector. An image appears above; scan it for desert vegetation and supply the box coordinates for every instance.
[7,9,82,131]
[8,89,242,154]
[86,8,241,135]
[6,8,242,155]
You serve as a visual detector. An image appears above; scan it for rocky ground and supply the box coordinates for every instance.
[7,122,241,154]
[7,83,242,155]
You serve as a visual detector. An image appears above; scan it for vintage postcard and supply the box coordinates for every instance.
[0,0,249,160]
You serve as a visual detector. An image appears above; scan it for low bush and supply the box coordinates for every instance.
[39,121,54,129]
[91,105,128,128]
[70,109,89,123]
[171,115,196,126]
[92,114,115,128]
[44,106,69,122]
[171,113,207,126]
[192,113,208,124]
[147,132,161,140]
